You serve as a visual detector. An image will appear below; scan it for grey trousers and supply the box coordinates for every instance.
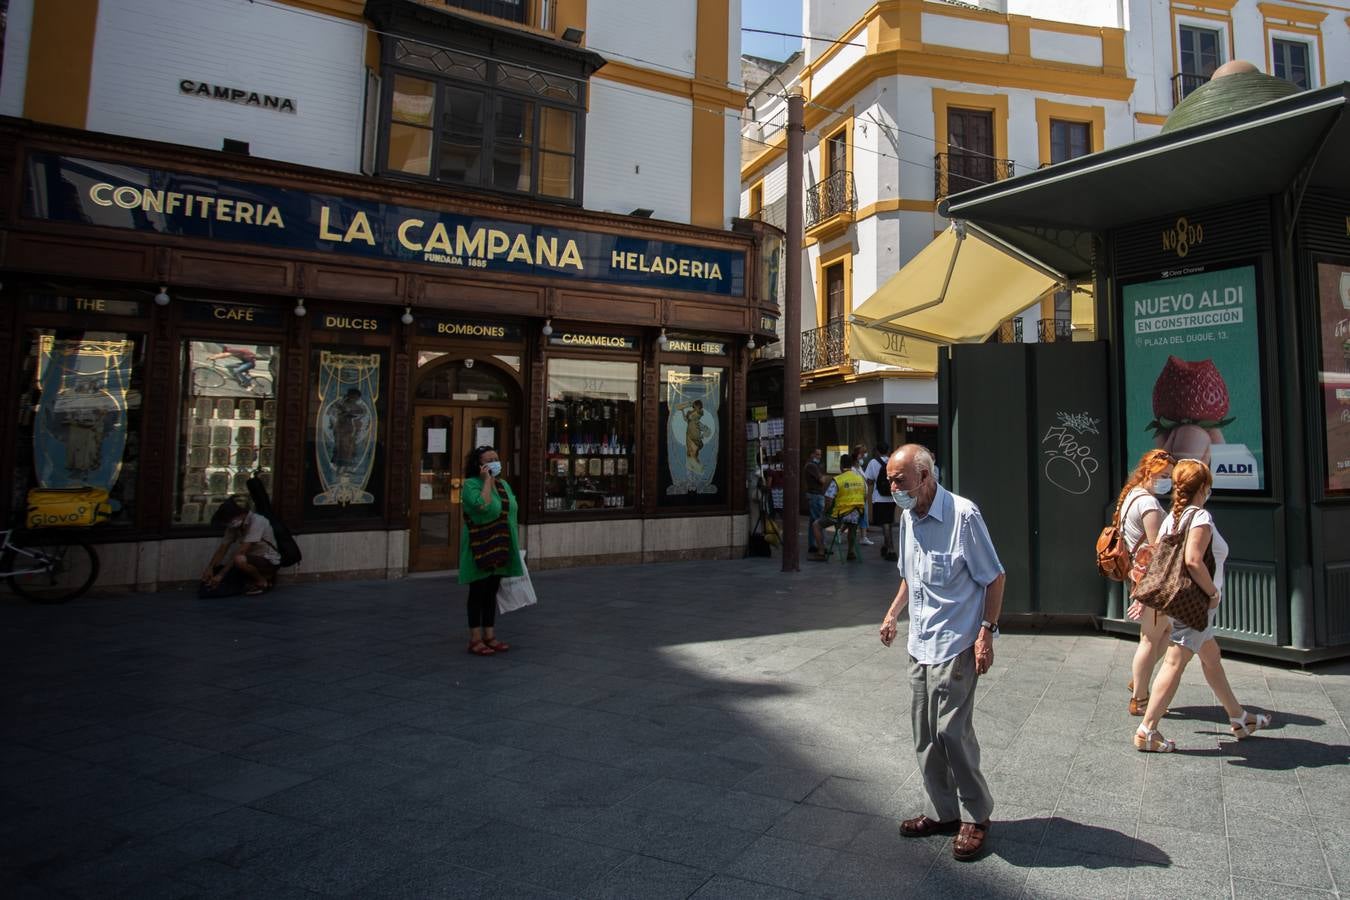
[910,646,994,823]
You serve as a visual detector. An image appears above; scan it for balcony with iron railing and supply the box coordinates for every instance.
[992,318,1025,343]
[1038,318,1074,343]
[934,152,1015,200]
[801,320,847,372]
[1171,72,1210,106]
[442,0,551,28]
[804,171,856,239]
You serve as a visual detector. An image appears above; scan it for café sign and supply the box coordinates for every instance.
[24,153,746,296]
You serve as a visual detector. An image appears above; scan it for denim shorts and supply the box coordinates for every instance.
[1169,606,1218,654]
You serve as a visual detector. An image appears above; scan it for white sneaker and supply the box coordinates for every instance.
[861,537,875,545]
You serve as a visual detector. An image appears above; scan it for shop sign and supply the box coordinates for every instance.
[760,314,778,332]
[29,295,144,316]
[415,316,523,341]
[314,312,390,334]
[181,300,286,328]
[548,332,636,351]
[665,335,728,355]
[25,153,747,296]
[1122,264,1265,491]
[179,80,297,114]
[1161,216,1204,259]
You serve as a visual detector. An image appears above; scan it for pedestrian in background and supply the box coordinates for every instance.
[809,452,866,561]
[1114,449,1175,715]
[879,444,1005,862]
[1134,458,1273,752]
[460,445,522,656]
[852,444,874,544]
[863,442,895,559]
[804,447,827,554]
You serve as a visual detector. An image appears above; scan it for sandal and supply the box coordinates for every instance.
[1133,726,1175,753]
[899,815,960,838]
[1127,679,1134,693]
[1230,711,1272,739]
[483,639,511,652]
[952,821,990,861]
[467,641,495,656]
[1128,695,1149,716]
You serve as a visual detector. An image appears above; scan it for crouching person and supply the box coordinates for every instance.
[201,496,281,597]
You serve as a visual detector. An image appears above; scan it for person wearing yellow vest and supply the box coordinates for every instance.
[810,452,867,561]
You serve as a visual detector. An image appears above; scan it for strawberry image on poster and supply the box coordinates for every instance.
[1149,356,1234,462]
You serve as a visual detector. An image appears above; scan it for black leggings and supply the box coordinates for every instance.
[467,575,501,629]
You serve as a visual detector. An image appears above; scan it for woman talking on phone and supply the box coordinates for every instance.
[1134,458,1273,752]
[459,445,523,656]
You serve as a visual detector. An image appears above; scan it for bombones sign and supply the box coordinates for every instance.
[23,153,747,296]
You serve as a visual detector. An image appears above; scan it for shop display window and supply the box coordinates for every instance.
[1316,260,1350,495]
[545,359,637,511]
[305,348,388,520]
[174,341,279,525]
[658,364,728,507]
[12,328,145,526]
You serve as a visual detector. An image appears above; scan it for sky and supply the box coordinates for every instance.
[741,0,804,62]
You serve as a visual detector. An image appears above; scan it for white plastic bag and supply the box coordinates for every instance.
[496,552,536,614]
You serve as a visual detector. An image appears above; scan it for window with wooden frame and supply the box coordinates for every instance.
[1272,38,1312,89]
[1049,119,1091,164]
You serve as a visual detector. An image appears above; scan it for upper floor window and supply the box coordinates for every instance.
[1049,120,1091,164]
[1177,25,1221,100]
[382,39,584,202]
[1272,38,1311,90]
[825,128,848,177]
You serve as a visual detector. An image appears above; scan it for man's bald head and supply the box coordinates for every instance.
[891,444,935,476]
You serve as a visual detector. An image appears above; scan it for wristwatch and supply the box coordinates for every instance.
[980,620,999,636]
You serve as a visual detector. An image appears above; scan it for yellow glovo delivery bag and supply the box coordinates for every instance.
[26,487,114,529]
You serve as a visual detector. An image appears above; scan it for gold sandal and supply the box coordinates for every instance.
[1133,727,1175,753]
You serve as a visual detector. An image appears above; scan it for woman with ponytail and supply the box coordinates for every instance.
[1114,449,1174,716]
[1134,459,1273,752]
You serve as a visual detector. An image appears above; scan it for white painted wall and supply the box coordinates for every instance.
[1030,28,1103,67]
[812,40,866,95]
[588,0,697,79]
[1009,0,1122,28]
[86,0,365,173]
[0,0,33,117]
[804,0,872,64]
[585,81,692,222]
[922,13,1010,55]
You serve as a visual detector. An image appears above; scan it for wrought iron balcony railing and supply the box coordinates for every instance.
[934,152,1014,200]
[805,171,856,232]
[993,318,1025,343]
[1038,318,1074,343]
[443,0,530,24]
[1172,72,1210,106]
[801,320,847,371]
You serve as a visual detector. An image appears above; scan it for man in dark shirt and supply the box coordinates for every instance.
[209,346,257,387]
[804,448,827,554]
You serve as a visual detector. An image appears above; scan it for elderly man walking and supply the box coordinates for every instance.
[878,444,1005,862]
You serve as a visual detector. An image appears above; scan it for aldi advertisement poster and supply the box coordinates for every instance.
[1122,265,1264,490]
[1316,261,1350,494]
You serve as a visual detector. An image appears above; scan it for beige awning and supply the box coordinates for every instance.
[850,222,1067,347]
[847,322,942,373]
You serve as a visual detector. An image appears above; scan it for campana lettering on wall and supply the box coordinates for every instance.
[179,80,296,113]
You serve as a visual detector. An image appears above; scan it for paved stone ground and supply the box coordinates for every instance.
[2,548,1348,899]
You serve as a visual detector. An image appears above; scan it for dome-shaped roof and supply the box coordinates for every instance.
[1162,65,1301,133]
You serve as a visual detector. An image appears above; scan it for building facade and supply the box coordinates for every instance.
[740,0,1347,471]
[0,0,777,589]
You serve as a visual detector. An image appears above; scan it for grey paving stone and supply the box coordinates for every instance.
[1127,864,1234,899]
[582,853,713,899]
[569,804,762,869]
[436,819,631,895]
[1227,833,1335,890]
[357,857,574,899]
[1131,821,1227,871]
[725,835,838,892]
[618,777,796,832]
[1231,875,1338,899]
[1021,846,1134,900]
[918,840,1036,899]
[733,765,830,802]
[767,803,875,850]
[152,755,313,804]
[689,874,810,899]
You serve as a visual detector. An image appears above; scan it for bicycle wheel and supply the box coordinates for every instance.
[193,367,226,390]
[7,534,99,603]
[248,375,273,396]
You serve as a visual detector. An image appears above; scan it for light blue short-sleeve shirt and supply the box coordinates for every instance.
[896,484,1005,665]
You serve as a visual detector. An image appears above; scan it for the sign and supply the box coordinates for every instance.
[181,300,286,328]
[179,80,297,114]
[1161,216,1204,259]
[29,295,144,316]
[1122,265,1264,490]
[847,320,940,373]
[759,314,779,332]
[1315,260,1350,494]
[665,335,729,355]
[415,316,523,341]
[314,312,390,334]
[25,153,747,296]
[548,332,637,351]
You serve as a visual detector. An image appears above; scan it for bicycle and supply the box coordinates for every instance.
[1,528,100,603]
[192,359,272,396]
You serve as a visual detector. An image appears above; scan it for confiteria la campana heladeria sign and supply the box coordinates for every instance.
[23,153,747,296]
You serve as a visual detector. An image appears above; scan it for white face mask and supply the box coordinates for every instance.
[892,489,918,510]
[1153,477,1172,495]
[485,460,502,477]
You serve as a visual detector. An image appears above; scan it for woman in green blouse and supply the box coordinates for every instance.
[460,445,524,655]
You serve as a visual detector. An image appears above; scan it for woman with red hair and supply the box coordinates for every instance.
[1134,459,1273,752]
[1113,449,1174,715]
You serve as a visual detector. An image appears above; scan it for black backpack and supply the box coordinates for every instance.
[246,471,302,568]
